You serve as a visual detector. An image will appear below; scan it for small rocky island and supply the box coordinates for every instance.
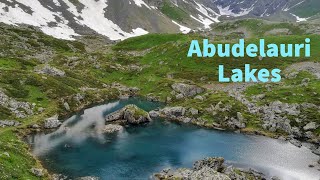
[103,104,151,133]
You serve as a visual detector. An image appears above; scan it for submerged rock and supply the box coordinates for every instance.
[103,124,124,134]
[105,104,151,125]
[77,177,99,180]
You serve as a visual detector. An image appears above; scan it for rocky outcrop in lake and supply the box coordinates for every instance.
[106,104,151,125]
[153,157,266,180]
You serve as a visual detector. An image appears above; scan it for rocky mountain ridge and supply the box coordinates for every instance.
[0,0,319,41]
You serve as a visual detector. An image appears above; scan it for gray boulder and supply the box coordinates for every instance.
[175,93,184,100]
[31,168,44,177]
[189,108,199,115]
[63,102,70,111]
[194,95,204,101]
[149,110,159,118]
[303,122,317,131]
[44,115,61,129]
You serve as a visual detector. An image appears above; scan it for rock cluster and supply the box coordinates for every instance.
[157,107,194,123]
[261,101,300,133]
[0,120,21,128]
[106,105,151,125]
[34,64,65,77]
[226,85,320,144]
[205,101,247,129]
[171,83,204,99]
[110,83,139,98]
[153,157,265,180]
[0,90,33,118]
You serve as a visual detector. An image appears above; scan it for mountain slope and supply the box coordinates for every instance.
[0,0,319,41]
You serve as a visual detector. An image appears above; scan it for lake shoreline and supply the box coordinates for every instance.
[26,97,320,179]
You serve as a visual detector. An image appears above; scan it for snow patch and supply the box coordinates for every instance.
[193,1,219,22]
[290,13,308,22]
[0,0,78,40]
[217,1,256,17]
[64,0,148,40]
[172,20,191,34]
[190,15,213,29]
[131,0,151,9]
[53,0,61,7]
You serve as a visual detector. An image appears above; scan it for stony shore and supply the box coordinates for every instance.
[153,157,268,180]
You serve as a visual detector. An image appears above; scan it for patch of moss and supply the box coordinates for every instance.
[0,131,48,179]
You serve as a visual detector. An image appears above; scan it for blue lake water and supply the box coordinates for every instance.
[28,98,320,180]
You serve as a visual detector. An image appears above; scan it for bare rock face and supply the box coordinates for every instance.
[105,104,151,125]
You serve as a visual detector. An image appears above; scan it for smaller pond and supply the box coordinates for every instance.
[27,98,320,180]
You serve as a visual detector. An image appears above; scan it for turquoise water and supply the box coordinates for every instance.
[28,98,320,180]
